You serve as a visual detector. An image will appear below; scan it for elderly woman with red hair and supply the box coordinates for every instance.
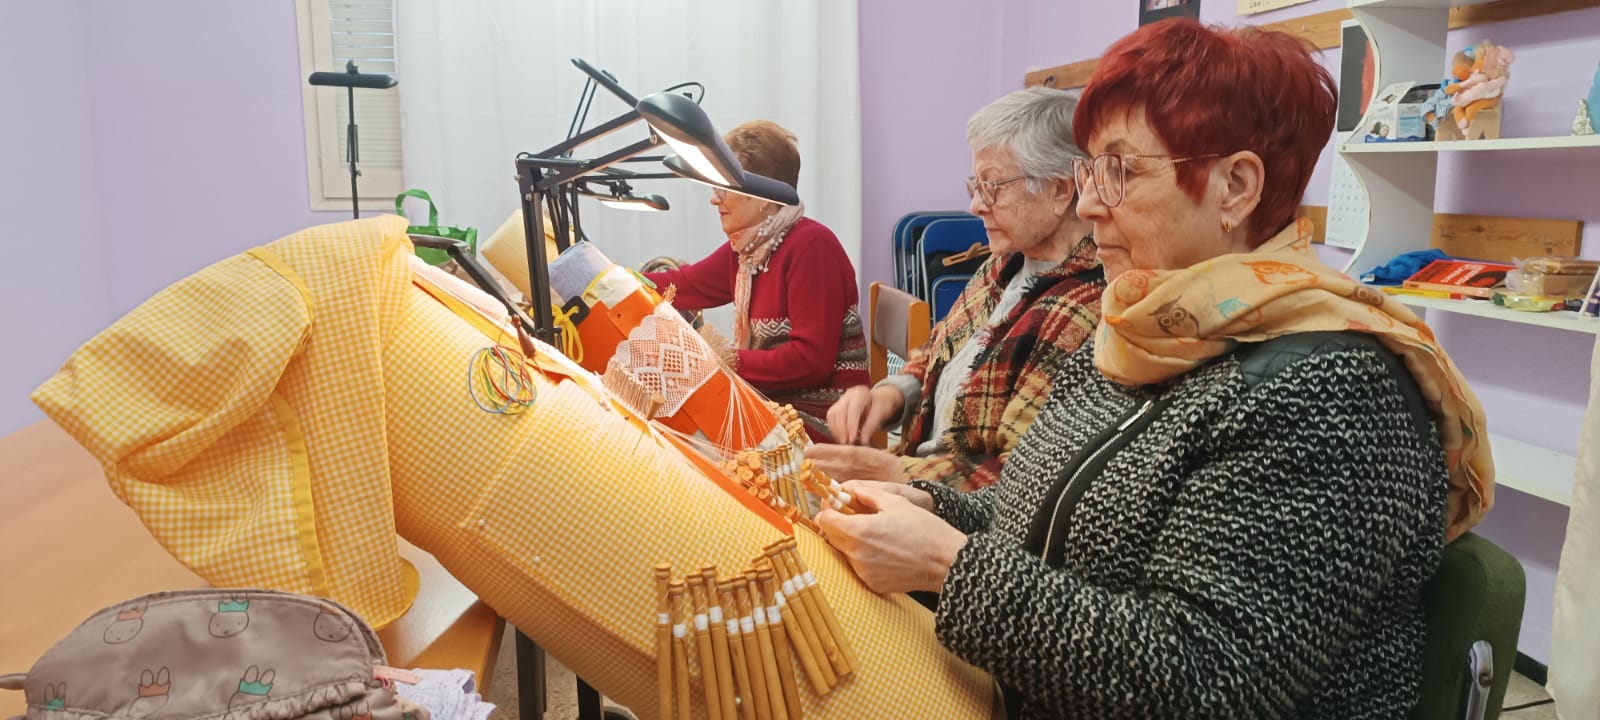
[817,20,1495,718]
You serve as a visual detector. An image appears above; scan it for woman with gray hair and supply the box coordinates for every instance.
[808,87,1105,492]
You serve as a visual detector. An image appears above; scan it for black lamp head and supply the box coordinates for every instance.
[308,59,397,89]
[574,180,671,212]
[636,91,743,187]
[662,154,800,206]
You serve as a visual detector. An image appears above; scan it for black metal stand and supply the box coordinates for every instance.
[346,85,361,219]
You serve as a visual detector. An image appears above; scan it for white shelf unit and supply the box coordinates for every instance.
[1349,0,1499,8]
[1490,433,1577,507]
[1342,0,1592,508]
[1386,293,1600,335]
[1342,134,1600,153]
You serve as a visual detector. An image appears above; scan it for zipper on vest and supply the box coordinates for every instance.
[1040,398,1157,564]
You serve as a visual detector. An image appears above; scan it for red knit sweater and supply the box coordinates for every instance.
[643,217,868,429]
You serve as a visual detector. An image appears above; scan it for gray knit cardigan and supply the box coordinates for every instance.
[915,333,1450,719]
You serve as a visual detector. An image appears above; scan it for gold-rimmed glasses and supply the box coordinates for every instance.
[1071,152,1218,208]
[964,175,1028,207]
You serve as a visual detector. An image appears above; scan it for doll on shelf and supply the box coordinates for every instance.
[1444,40,1516,139]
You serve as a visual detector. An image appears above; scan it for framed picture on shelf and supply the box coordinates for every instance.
[1140,0,1201,26]
[1336,19,1377,133]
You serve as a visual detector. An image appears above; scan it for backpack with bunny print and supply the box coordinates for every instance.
[0,589,431,720]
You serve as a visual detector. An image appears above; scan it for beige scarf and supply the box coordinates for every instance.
[729,200,806,349]
[1094,218,1494,542]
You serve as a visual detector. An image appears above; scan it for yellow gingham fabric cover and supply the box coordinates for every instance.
[34,217,995,719]
[34,216,418,628]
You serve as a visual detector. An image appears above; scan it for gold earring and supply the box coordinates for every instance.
[1221,218,1235,233]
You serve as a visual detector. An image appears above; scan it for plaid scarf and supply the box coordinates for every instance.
[898,236,1104,491]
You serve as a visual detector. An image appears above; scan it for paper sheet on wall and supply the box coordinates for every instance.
[1236,0,1315,14]
[1323,154,1368,250]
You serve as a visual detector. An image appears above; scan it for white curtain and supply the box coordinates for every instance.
[1550,335,1600,717]
[394,0,862,331]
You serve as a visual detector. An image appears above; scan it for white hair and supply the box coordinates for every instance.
[965,86,1086,194]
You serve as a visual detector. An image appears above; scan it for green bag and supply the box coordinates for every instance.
[396,189,478,266]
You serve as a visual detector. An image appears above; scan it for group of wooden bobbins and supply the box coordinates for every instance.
[653,537,859,720]
[721,451,859,533]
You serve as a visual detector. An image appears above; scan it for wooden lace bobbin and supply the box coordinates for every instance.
[685,575,724,720]
[654,564,674,719]
[730,579,774,720]
[743,572,790,720]
[669,581,693,720]
[756,567,805,719]
[717,579,758,720]
[700,566,739,720]
[779,539,858,676]
[767,543,848,679]
[759,547,836,692]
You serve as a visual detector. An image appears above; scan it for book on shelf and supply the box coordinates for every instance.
[1402,259,1515,299]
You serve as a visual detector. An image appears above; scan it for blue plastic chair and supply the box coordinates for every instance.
[892,211,976,295]
[917,217,988,305]
[928,274,971,323]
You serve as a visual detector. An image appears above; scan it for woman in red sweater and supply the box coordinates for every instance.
[642,120,867,440]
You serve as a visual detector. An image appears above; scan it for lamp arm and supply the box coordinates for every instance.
[534,137,663,192]
[570,58,638,106]
[407,235,542,339]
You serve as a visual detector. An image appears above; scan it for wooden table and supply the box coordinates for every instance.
[0,421,505,717]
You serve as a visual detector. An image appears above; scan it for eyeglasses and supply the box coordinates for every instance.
[711,187,728,201]
[1071,152,1218,208]
[964,175,1028,207]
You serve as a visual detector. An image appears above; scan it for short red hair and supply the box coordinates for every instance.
[1074,19,1336,247]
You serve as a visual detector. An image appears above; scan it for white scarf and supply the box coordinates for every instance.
[729,201,806,349]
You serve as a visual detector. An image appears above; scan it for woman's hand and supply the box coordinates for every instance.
[826,384,906,445]
[804,444,905,483]
[816,481,963,594]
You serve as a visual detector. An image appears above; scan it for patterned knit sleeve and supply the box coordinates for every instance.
[909,480,994,535]
[933,348,1448,717]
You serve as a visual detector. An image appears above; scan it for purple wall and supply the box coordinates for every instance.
[857,0,1014,295]
[0,0,352,433]
[0,2,109,436]
[81,0,349,317]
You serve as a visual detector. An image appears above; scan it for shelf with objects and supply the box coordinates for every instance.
[1340,0,1599,507]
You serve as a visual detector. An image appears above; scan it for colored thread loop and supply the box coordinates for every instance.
[468,345,537,415]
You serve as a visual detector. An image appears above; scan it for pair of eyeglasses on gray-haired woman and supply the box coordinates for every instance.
[963,175,1028,207]
[1071,152,1218,208]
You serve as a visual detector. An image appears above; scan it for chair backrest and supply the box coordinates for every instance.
[868,281,931,449]
[868,281,932,385]
[919,218,987,302]
[1412,532,1526,720]
[894,212,978,295]
[929,274,971,324]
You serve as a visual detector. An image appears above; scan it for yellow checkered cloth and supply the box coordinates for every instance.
[36,217,995,719]
[33,216,417,628]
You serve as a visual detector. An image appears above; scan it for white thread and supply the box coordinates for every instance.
[781,579,797,597]
[774,593,788,608]
[726,620,740,636]
[753,608,767,626]
[741,617,755,633]
[838,491,853,506]
[658,613,670,625]
[710,607,723,623]
[802,571,818,588]
[766,606,781,625]
[673,624,687,639]
[695,614,709,632]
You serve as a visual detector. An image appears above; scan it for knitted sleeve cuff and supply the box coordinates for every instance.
[875,373,922,428]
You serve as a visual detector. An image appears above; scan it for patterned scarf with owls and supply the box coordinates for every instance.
[1093,217,1492,542]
